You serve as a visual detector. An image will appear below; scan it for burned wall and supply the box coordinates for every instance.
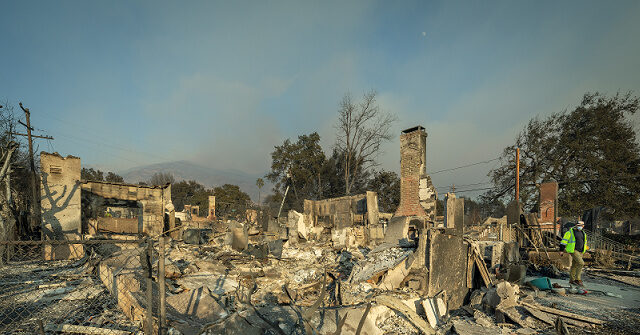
[303,192,381,247]
[444,192,464,234]
[40,152,83,259]
[81,181,171,237]
[427,229,468,309]
[304,193,376,229]
[207,195,216,219]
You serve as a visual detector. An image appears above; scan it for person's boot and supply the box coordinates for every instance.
[576,280,584,287]
[569,280,577,286]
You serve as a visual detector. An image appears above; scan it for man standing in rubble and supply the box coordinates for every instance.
[560,221,589,287]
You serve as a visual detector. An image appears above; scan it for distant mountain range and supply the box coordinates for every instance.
[119,160,270,202]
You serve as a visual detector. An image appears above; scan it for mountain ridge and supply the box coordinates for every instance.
[119,160,269,202]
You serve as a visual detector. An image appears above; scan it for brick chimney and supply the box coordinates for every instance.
[538,181,558,223]
[395,126,437,220]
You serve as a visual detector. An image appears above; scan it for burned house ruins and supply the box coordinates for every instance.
[0,125,638,335]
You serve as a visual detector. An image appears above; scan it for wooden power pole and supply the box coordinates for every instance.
[14,103,54,232]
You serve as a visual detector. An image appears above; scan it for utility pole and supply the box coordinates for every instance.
[14,103,54,233]
[515,147,520,210]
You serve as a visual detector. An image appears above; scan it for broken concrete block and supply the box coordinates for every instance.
[422,298,440,329]
[469,290,485,309]
[165,263,182,280]
[268,239,283,259]
[245,243,268,259]
[374,295,433,334]
[406,279,421,290]
[332,227,348,248]
[498,306,536,329]
[176,272,239,295]
[452,319,499,335]
[43,243,84,260]
[473,310,494,328]
[382,216,414,247]
[183,228,212,245]
[506,264,527,284]
[482,281,519,311]
[496,281,519,300]
[166,286,227,324]
[348,247,413,284]
[228,223,248,251]
[378,252,414,290]
[288,210,307,240]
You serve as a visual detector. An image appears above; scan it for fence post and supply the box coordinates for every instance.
[159,236,166,335]
[146,238,154,335]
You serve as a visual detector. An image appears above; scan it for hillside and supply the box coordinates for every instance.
[119,160,269,202]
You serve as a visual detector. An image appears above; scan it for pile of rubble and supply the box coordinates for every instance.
[0,248,141,334]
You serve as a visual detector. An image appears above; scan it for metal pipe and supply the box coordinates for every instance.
[159,237,166,335]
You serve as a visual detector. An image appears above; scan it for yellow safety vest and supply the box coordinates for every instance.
[561,228,588,254]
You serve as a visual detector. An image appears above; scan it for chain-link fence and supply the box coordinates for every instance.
[0,238,152,334]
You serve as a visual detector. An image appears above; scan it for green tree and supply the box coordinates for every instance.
[213,184,251,218]
[81,168,104,181]
[105,171,124,183]
[462,197,483,226]
[477,197,506,219]
[484,92,640,218]
[367,170,400,213]
[81,168,124,183]
[266,132,327,211]
[172,180,206,212]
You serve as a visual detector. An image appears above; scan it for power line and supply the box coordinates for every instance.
[447,186,495,194]
[455,174,640,197]
[429,157,501,175]
[435,181,492,190]
[38,114,258,180]
[55,134,144,166]
[38,113,170,162]
[522,174,640,186]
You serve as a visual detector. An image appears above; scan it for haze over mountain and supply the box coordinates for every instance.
[119,160,269,202]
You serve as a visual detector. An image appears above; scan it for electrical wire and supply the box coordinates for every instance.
[429,157,500,175]
[39,114,256,180]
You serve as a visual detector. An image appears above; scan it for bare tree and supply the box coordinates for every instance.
[148,172,175,186]
[335,90,397,195]
[256,178,264,204]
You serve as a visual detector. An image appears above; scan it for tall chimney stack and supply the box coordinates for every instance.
[394,126,437,221]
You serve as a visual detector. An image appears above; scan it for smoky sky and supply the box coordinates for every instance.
[2,0,639,198]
